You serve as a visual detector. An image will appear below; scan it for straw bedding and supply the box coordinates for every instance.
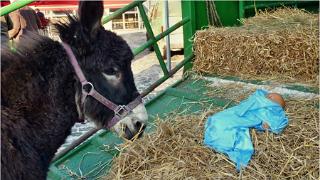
[193,8,319,86]
[105,97,319,179]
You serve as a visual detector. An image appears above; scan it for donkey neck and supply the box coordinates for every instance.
[34,40,81,156]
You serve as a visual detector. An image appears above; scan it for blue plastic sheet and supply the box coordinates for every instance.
[204,89,288,171]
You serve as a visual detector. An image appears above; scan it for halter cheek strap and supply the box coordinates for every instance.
[61,42,142,129]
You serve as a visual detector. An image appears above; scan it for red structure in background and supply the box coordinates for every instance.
[1,0,133,10]
[1,0,142,30]
[31,0,133,10]
[0,0,10,7]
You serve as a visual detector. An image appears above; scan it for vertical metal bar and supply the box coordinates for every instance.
[181,1,196,73]
[137,2,169,76]
[181,1,209,73]
[164,0,171,71]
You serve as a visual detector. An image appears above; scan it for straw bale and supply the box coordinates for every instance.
[193,8,319,86]
[105,97,319,179]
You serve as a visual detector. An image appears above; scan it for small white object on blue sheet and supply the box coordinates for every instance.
[204,89,288,171]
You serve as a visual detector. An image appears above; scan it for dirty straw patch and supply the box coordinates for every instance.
[193,8,319,86]
[105,99,319,180]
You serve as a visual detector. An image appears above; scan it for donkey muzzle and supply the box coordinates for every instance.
[113,103,148,140]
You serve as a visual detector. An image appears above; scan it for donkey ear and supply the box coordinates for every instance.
[78,0,104,38]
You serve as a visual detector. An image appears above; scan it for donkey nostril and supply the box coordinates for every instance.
[135,121,146,139]
[124,125,133,140]
[135,121,142,129]
[135,121,146,132]
[123,122,145,140]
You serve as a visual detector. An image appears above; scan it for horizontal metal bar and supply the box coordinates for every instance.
[0,0,34,16]
[102,0,144,24]
[244,2,300,10]
[133,17,190,56]
[52,128,99,162]
[141,54,194,97]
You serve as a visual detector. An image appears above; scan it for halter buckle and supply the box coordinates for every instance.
[114,105,130,119]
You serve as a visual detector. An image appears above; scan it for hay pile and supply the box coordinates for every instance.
[193,8,319,86]
[105,98,319,179]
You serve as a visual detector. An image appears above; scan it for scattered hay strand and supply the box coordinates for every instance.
[104,97,319,179]
[193,8,319,86]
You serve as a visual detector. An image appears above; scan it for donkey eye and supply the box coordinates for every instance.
[104,68,117,75]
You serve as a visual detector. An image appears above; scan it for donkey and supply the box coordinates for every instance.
[1,1,148,179]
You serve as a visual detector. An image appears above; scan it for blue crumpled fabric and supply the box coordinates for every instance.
[204,89,288,171]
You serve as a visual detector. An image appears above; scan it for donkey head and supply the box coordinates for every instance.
[56,1,148,139]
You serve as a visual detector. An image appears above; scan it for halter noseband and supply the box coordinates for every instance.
[61,42,142,129]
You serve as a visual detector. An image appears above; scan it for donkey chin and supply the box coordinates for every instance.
[113,103,148,140]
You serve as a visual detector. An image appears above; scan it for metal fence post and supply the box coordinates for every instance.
[181,0,209,72]
[164,0,171,71]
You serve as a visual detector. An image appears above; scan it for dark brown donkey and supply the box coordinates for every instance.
[1,1,147,179]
